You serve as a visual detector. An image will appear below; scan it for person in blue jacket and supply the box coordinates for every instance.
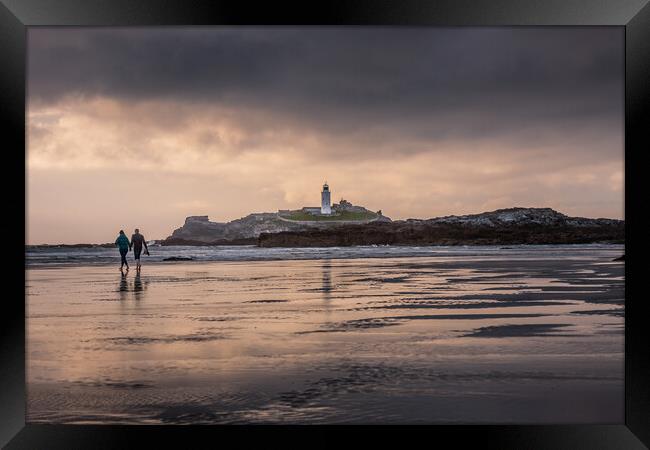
[115,230,131,272]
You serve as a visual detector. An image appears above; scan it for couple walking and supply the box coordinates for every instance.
[115,228,149,272]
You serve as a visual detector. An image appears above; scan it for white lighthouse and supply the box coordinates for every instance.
[321,182,331,215]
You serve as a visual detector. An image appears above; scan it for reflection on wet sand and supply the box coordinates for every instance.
[118,272,128,301]
[117,271,149,301]
[133,272,148,301]
[27,246,624,424]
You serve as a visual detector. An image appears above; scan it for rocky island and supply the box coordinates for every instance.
[164,206,623,248]
[163,205,389,246]
[162,182,623,247]
[163,183,390,245]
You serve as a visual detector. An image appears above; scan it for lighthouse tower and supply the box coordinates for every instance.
[321,182,331,215]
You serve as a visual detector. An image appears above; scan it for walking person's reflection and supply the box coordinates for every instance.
[133,271,145,301]
[118,271,128,301]
[117,270,148,302]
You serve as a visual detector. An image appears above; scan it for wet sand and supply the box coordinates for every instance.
[26,250,624,424]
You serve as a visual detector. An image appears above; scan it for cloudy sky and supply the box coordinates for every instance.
[27,27,623,244]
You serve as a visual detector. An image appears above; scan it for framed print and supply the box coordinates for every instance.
[1,0,649,448]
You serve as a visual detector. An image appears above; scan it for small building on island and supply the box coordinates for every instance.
[301,206,322,215]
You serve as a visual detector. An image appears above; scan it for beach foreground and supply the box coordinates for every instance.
[26,245,624,424]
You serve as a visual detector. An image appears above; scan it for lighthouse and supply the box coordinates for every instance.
[321,182,331,215]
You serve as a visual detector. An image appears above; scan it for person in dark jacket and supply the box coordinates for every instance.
[130,228,149,272]
[115,230,131,272]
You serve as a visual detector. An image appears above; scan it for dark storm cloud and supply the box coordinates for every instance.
[28,27,623,145]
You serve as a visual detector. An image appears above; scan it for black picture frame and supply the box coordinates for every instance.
[2,0,648,448]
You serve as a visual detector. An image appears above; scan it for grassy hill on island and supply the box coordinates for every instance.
[279,210,378,221]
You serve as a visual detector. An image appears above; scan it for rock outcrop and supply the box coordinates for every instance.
[166,213,299,243]
[423,207,622,228]
[258,207,624,247]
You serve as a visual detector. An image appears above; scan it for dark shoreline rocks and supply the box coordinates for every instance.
[163,256,194,261]
[257,221,624,248]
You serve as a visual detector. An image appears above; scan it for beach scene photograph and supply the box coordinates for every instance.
[26,27,624,424]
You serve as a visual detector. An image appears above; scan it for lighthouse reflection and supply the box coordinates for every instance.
[321,259,332,302]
